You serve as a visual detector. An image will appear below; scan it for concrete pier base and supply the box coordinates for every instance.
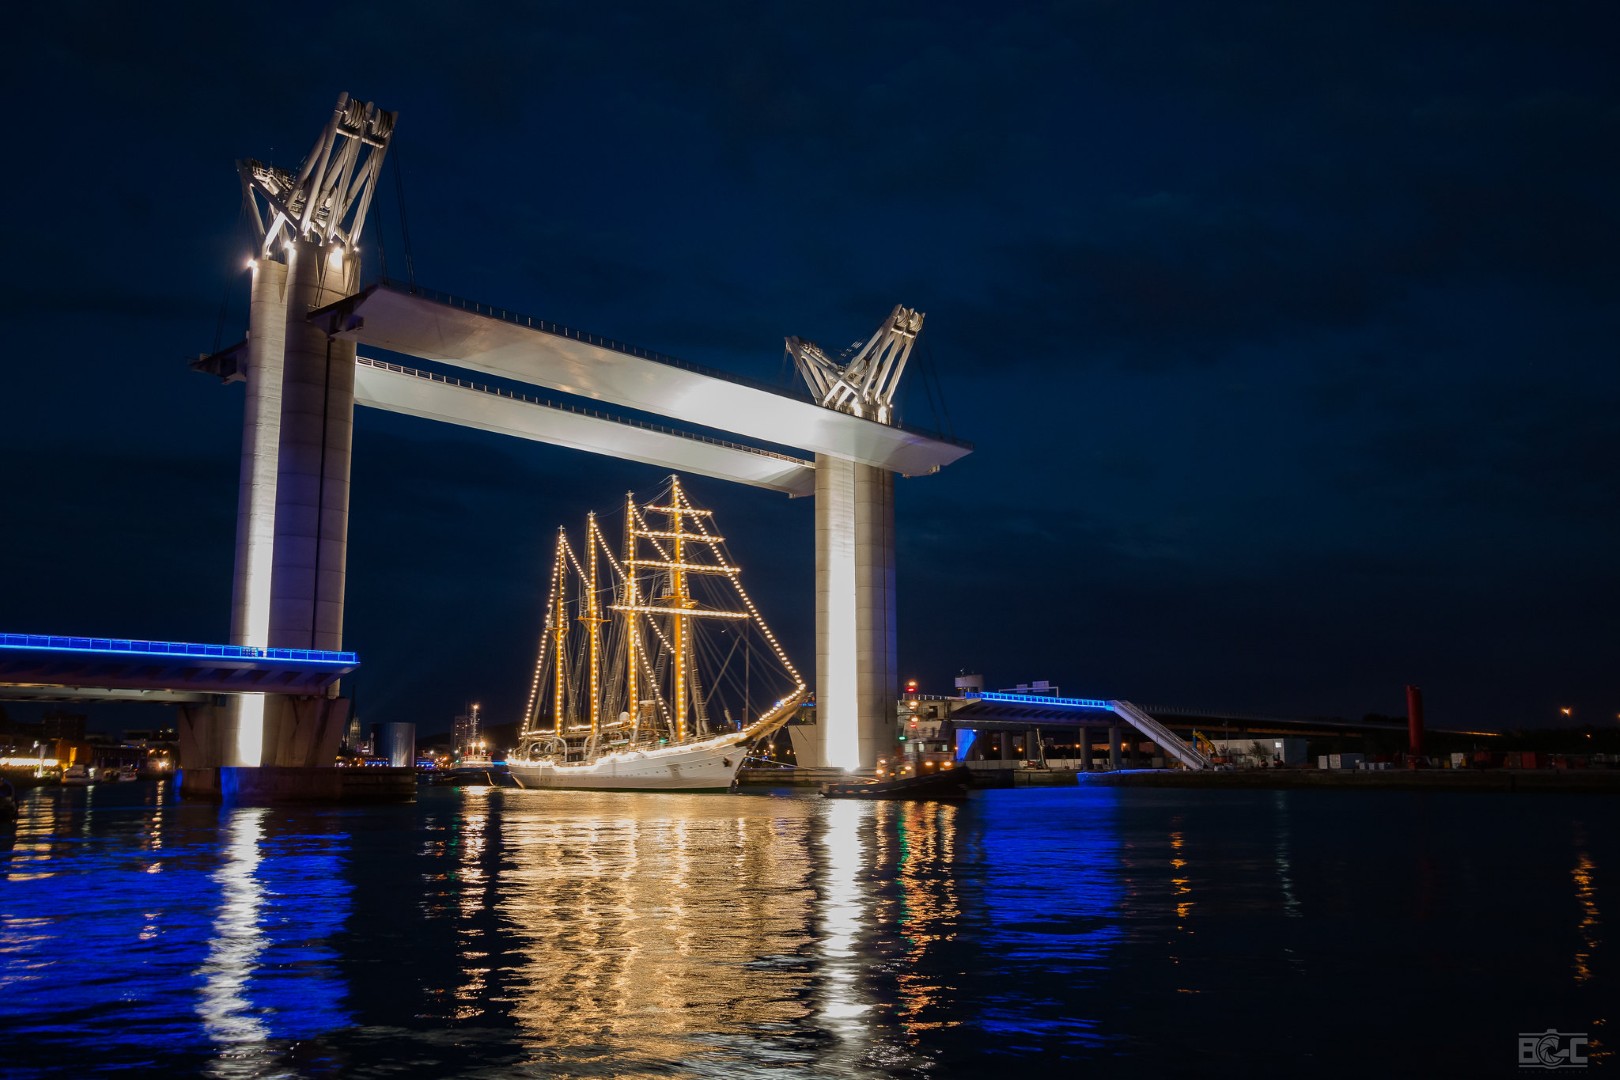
[177,696,361,799]
[263,694,352,768]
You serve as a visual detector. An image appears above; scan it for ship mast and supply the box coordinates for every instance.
[618,476,743,744]
[583,512,606,737]
[552,527,568,734]
[623,492,639,729]
[670,487,691,741]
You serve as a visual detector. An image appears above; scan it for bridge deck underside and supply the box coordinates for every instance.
[948,702,1114,732]
[354,358,816,495]
[318,283,971,475]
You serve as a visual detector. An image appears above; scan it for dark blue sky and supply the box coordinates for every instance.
[2,2,1615,734]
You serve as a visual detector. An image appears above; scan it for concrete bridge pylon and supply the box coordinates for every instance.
[791,307,923,770]
[217,94,395,772]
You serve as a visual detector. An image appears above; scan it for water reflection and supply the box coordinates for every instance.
[964,788,1123,1051]
[1169,825,1193,925]
[817,798,871,1038]
[0,788,352,1077]
[6,783,1616,1076]
[454,790,493,1019]
[878,801,963,1037]
[488,791,984,1075]
[1272,790,1301,920]
[498,793,820,1074]
[1572,827,1599,986]
[196,808,271,1070]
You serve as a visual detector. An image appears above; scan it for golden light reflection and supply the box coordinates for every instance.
[499,793,818,1070]
[452,792,491,1019]
[880,801,963,1036]
[1169,829,1193,925]
[141,775,166,877]
[1573,850,1599,985]
[6,788,61,883]
[137,783,166,938]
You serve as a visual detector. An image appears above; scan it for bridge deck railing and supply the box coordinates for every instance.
[0,633,358,665]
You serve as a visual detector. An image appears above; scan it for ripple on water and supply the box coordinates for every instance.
[1,782,1615,1077]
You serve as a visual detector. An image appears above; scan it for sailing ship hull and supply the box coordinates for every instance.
[507,731,753,792]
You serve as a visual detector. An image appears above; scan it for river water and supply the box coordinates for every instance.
[0,780,1611,1077]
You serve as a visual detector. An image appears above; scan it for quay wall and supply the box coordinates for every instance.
[1082,768,1620,794]
[739,764,1620,794]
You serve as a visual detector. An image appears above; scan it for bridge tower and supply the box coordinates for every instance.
[215,94,395,771]
[788,307,924,770]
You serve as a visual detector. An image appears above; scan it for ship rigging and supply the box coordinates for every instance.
[510,476,806,790]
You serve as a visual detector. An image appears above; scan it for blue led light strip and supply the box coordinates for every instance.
[0,633,358,666]
[966,691,1113,711]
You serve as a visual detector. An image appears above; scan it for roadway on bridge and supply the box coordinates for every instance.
[0,633,358,702]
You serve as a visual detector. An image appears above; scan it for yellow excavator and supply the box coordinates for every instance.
[1192,729,1227,766]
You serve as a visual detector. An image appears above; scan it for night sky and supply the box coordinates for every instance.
[2,3,1615,735]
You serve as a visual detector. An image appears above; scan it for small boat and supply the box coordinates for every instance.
[822,760,973,801]
[61,764,91,786]
[423,767,498,787]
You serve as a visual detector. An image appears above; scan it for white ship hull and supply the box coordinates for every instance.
[507,728,756,792]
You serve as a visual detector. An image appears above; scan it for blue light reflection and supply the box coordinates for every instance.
[0,789,352,1075]
[970,788,1125,1049]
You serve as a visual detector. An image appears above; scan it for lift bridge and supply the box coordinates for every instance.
[148,93,970,797]
[0,95,1239,798]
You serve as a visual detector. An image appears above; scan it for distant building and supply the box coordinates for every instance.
[1210,737,1309,767]
[453,704,483,760]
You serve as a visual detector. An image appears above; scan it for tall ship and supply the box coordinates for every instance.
[507,477,808,791]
